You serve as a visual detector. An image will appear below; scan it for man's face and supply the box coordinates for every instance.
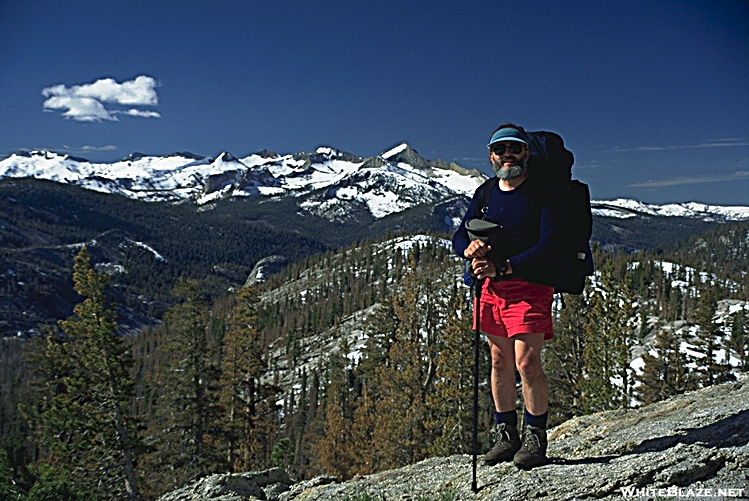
[489,141,529,180]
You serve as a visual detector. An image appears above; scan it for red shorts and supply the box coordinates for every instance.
[473,278,554,340]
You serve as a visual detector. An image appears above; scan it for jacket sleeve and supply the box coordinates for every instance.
[452,187,484,259]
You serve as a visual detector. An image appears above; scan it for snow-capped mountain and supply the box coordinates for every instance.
[0,146,484,221]
[591,199,749,222]
[2,147,748,223]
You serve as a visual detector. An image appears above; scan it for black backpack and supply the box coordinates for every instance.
[476,131,594,295]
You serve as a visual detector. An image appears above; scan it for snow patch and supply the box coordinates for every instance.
[381,143,409,159]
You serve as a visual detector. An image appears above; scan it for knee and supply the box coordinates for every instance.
[516,356,543,381]
[490,347,514,374]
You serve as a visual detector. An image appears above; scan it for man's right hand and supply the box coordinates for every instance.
[464,239,491,259]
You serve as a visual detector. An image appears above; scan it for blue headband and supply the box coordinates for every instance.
[487,127,529,147]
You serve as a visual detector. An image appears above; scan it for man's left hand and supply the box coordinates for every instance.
[471,258,496,280]
[472,258,512,280]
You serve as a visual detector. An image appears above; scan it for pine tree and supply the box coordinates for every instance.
[24,247,142,500]
[691,286,735,387]
[579,258,637,412]
[219,286,279,471]
[300,368,322,474]
[310,341,355,479]
[144,278,224,493]
[279,366,312,477]
[0,448,16,500]
[727,308,747,371]
[635,323,692,405]
[665,282,684,323]
[348,372,378,475]
[343,298,399,476]
[545,292,591,424]
[370,252,439,470]
[426,284,474,456]
[271,437,294,470]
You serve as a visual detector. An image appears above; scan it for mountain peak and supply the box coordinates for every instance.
[380,142,428,169]
[166,151,205,160]
[123,152,148,162]
[22,149,75,161]
[254,149,279,159]
[215,151,239,163]
[380,142,410,158]
[312,146,362,163]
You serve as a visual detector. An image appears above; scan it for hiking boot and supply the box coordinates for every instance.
[513,426,548,469]
[484,423,521,466]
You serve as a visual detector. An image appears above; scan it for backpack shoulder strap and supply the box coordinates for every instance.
[476,177,498,217]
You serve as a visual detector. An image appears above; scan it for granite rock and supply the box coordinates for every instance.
[158,374,749,500]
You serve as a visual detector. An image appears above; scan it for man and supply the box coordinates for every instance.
[452,123,565,469]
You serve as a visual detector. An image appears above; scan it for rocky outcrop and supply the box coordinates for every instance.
[156,468,294,501]
[244,256,289,286]
[158,374,749,501]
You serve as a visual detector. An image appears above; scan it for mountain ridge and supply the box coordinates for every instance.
[2,147,747,223]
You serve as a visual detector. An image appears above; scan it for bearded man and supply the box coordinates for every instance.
[452,123,566,469]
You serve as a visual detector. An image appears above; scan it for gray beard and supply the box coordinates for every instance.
[492,157,528,180]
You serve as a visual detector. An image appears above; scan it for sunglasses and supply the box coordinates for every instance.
[490,143,525,155]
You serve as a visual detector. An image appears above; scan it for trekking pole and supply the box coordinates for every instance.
[471,276,482,493]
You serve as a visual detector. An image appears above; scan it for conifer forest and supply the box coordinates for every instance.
[1,221,748,500]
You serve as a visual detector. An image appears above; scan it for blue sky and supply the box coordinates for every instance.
[0,0,747,205]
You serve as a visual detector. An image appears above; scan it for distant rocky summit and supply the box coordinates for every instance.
[158,374,748,501]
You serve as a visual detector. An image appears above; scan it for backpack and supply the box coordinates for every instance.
[476,130,594,295]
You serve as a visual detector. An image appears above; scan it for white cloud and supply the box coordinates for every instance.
[79,145,118,152]
[629,171,749,188]
[610,139,749,153]
[61,144,118,154]
[42,75,160,122]
[43,95,116,121]
[121,109,161,118]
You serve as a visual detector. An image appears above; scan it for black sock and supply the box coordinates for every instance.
[495,410,517,427]
[524,409,548,429]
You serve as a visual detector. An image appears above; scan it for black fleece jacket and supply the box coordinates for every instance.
[452,175,566,288]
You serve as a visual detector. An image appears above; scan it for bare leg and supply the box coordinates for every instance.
[487,335,517,413]
[513,333,548,416]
